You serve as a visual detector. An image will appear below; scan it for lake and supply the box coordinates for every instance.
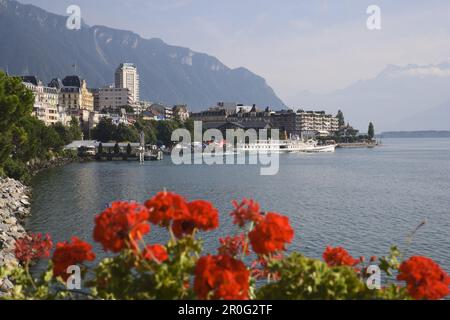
[27,138,450,273]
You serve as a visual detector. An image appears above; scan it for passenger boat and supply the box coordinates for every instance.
[238,139,336,153]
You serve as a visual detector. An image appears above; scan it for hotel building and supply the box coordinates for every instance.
[49,76,94,124]
[115,63,140,103]
[22,76,60,126]
[92,87,133,112]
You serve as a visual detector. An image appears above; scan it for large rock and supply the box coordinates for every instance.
[0,178,31,270]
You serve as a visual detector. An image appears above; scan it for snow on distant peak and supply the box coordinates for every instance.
[387,65,450,78]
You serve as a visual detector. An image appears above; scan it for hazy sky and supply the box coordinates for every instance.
[20,0,450,105]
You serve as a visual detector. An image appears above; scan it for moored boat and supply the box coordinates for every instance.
[237,139,336,153]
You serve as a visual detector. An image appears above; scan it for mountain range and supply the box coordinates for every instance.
[290,62,450,131]
[0,0,285,110]
[2,0,450,131]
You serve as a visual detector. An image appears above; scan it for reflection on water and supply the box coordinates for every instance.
[28,138,450,273]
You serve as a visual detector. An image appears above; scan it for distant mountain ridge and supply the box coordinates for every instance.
[395,99,450,131]
[290,61,450,131]
[380,131,450,138]
[0,0,285,110]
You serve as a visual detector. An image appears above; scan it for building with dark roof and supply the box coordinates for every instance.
[62,75,83,88]
[48,78,64,89]
[21,76,60,125]
[21,76,40,86]
[57,76,94,121]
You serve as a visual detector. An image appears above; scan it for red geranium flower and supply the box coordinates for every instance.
[323,246,360,267]
[145,192,189,226]
[14,233,52,264]
[142,244,169,263]
[52,237,95,281]
[248,212,294,255]
[93,201,150,253]
[230,199,262,227]
[172,200,219,238]
[397,256,450,300]
[194,255,250,300]
[218,234,250,257]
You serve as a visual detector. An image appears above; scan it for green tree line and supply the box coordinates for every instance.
[0,71,82,183]
[91,117,194,147]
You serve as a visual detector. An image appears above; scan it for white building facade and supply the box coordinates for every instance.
[22,77,60,125]
[115,63,140,103]
[94,87,132,112]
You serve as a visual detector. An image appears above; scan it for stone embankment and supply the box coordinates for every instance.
[0,177,31,295]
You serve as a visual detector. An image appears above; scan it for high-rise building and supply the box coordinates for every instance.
[115,63,140,103]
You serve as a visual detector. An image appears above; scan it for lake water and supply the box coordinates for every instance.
[27,138,450,273]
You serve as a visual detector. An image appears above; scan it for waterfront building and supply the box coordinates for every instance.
[50,76,94,125]
[148,103,173,120]
[165,107,173,120]
[115,63,140,103]
[141,110,158,121]
[22,76,60,125]
[131,101,148,115]
[193,105,340,138]
[207,102,255,115]
[191,102,253,123]
[213,102,239,114]
[207,121,273,138]
[228,105,272,123]
[92,87,133,112]
[172,105,190,122]
[270,109,301,137]
[190,108,228,123]
[272,109,340,138]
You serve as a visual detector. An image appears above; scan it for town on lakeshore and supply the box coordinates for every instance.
[2,0,450,305]
[14,62,377,160]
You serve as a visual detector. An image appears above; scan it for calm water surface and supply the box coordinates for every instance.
[28,138,450,272]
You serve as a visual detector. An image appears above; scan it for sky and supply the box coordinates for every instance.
[20,0,450,105]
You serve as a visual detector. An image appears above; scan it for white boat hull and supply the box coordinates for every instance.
[237,140,336,153]
[305,145,336,153]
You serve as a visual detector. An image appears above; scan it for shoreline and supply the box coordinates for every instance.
[0,177,31,294]
[336,142,379,148]
[0,155,81,295]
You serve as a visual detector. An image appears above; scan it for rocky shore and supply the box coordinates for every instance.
[28,154,79,176]
[0,177,31,294]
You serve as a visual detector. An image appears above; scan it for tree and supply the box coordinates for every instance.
[91,118,117,142]
[40,123,64,153]
[52,122,72,145]
[182,118,195,139]
[122,105,135,114]
[156,120,181,147]
[114,123,139,142]
[337,110,345,128]
[113,142,120,155]
[134,118,157,144]
[368,122,375,140]
[68,117,83,141]
[0,72,34,173]
[0,72,74,181]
